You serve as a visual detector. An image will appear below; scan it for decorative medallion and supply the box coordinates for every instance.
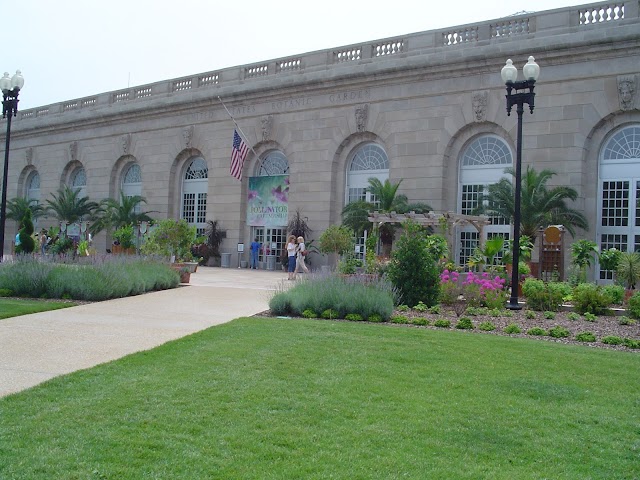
[355,104,369,132]
[472,91,488,122]
[182,126,194,149]
[618,75,636,111]
[69,141,78,161]
[261,115,273,141]
[121,133,132,155]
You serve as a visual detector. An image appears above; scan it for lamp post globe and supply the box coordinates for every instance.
[0,69,24,262]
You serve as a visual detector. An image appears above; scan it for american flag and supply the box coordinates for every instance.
[230,130,248,180]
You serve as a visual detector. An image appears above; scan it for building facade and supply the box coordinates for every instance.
[2,1,640,277]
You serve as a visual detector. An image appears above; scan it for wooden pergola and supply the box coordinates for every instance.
[367,211,491,244]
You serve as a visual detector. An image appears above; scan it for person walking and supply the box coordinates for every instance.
[294,236,310,277]
[286,235,297,280]
[39,229,48,256]
[250,237,261,269]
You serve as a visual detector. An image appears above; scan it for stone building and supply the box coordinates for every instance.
[2,1,639,279]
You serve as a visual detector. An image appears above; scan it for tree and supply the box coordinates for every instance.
[95,192,155,233]
[571,239,598,283]
[482,166,589,241]
[45,186,101,225]
[6,197,46,223]
[319,225,354,268]
[341,178,432,256]
[15,209,35,254]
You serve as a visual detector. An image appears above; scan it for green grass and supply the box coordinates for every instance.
[0,298,77,319]
[1,318,639,479]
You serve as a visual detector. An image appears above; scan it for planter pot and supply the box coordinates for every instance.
[179,271,191,283]
[183,262,198,273]
[112,245,136,255]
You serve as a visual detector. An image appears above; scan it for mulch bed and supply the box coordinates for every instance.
[257,307,640,352]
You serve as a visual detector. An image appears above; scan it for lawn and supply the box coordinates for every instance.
[0,298,78,319]
[1,318,638,479]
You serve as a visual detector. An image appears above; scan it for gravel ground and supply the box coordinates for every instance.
[260,307,640,352]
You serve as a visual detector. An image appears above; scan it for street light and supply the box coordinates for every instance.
[501,56,540,310]
[0,70,24,262]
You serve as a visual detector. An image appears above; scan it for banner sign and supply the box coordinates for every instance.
[247,175,289,227]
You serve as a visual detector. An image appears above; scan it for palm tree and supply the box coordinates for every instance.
[95,192,155,233]
[341,178,432,255]
[482,166,588,241]
[45,185,101,225]
[6,197,46,223]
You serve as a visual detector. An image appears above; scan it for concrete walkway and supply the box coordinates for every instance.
[0,266,289,398]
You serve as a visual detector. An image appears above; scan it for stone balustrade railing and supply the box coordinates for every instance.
[11,0,640,122]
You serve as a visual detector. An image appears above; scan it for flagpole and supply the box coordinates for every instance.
[217,96,261,159]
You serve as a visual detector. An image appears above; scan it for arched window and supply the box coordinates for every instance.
[457,135,513,267]
[70,167,87,197]
[597,124,640,280]
[121,163,142,213]
[181,157,208,236]
[346,143,390,259]
[255,151,289,176]
[346,143,389,205]
[26,171,40,201]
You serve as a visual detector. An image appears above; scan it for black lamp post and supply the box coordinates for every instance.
[0,70,24,262]
[501,56,540,310]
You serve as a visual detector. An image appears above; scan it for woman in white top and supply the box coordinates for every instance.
[286,235,297,280]
[294,236,310,277]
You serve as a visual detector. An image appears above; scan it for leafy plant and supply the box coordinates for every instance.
[575,332,596,342]
[525,310,536,319]
[321,309,340,319]
[626,291,640,319]
[572,283,613,315]
[112,224,135,249]
[598,247,622,273]
[391,315,409,324]
[397,304,410,312]
[504,323,521,334]
[601,336,623,345]
[527,327,547,336]
[413,301,428,312]
[602,285,624,305]
[411,317,429,326]
[618,316,636,326]
[302,309,317,318]
[45,185,101,225]
[478,321,496,331]
[623,338,640,349]
[543,311,556,320]
[287,209,312,240]
[455,317,474,330]
[367,313,383,323]
[616,252,640,290]
[567,312,581,321]
[584,312,597,322]
[344,313,364,322]
[387,221,440,308]
[141,219,196,261]
[522,278,564,311]
[548,326,570,338]
[318,225,354,258]
[571,240,598,282]
[433,319,451,328]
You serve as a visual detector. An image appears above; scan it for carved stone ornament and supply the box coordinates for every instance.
[472,91,488,122]
[69,141,78,161]
[121,133,132,155]
[25,147,33,165]
[182,126,194,149]
[355,104,369,132]
[618,75,636,111]
[261,115,273,141]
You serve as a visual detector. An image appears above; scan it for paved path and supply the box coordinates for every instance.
[0,266,289,398]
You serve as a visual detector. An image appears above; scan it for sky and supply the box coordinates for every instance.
[7,0,584,110]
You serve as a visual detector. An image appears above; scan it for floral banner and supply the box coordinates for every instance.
[247,175,289,227]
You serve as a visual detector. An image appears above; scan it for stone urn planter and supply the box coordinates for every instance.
[183,261,198,273]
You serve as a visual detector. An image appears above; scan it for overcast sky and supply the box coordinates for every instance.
[7,0,583,110]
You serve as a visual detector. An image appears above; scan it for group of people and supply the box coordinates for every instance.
[248,235,310,279]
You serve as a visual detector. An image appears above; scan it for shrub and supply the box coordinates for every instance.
[427,305,441,315]
[345,313,363,322]
[618,316,636,326]
[465,307,484,316]
[397,304,410,312]
[543,311,556,320]
[413,301,428,312]
[602,335,623,345]
[478,321,496,331]
[567,312,581,321]
[15,209,36,254]
[387,221,440,307]
[302,309,317,318]
[626,291,640,319]
[390,315,409,324]
[548,326,570,338]
[504,323,521,334]
[433,319,451,328]
[321,309,340,319]
[623,338,640,349]
[602,284,625,305]
[140,218,196,261]
[525,310,536,319]
[411,317,429,326]
[0,288,13,297]
[527,327,547,336]
[367,313,383,323]
[522,278,564,311]
[269,292,291,316]
[572,283,613,315]
[455,317,474,330]
[575,332,596,342]
[584,312,597,322]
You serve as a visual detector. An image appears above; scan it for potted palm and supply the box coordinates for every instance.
[616,251,640,300]
[112,224,136,254]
